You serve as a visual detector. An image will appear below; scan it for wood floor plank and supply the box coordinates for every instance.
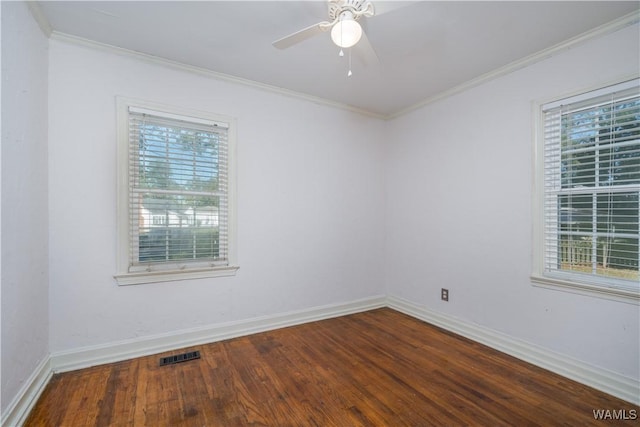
[315,316,490,426]
[94,360,139,427]
[24,308,639,426]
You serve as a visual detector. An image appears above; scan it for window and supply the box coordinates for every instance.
[115,98,238,285]
[533,79,639,301]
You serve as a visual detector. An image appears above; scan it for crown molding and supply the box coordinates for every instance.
[48,31,386,120]
[40,8,640,121]
[27,1,52,37]
[388,10,640,120]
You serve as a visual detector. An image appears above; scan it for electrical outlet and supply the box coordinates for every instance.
[441,288,449,301]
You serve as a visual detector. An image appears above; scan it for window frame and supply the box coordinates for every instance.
[532,77,639,304]
[115,97,238,285]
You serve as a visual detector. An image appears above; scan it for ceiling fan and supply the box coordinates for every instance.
[273,0,377,51]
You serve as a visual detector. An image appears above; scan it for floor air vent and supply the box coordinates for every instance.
[159,350,201,366]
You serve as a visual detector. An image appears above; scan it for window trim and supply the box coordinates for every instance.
[532,77,639,304]
[115,97,238,285]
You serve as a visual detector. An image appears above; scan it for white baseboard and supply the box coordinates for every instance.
[50,295,387,373]
[4,293,637,426]
[387,295,640,406]
[1,355,52,427]
[2,295,385,425]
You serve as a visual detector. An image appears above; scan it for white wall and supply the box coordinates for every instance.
[1,1,49,415]
[385,24,640,380]
[47,40,386,353]
[4,3,637,414]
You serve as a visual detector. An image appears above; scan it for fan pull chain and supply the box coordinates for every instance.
[339,17,344,56]
[336,13,352,77]
[338,48,353,77]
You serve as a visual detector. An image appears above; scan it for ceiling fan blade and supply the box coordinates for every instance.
[371,1,413,17]
[354,30,379,67]
[272,22,331,49]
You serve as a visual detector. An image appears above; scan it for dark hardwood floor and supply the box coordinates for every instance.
[25,308,638,426]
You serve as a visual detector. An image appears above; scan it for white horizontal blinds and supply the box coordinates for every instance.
[543,80,640,287]
[128,107,229,272]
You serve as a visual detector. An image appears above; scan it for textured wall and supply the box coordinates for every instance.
[47,39,386,353]
[385,24,640,380]
[1,1,50,415]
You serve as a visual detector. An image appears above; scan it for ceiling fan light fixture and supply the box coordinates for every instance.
[330,12,362,48]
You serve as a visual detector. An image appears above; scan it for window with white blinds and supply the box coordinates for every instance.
[539,79,639,297]
[116,99,237,285]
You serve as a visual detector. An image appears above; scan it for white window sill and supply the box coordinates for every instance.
[531,274,639,305]
[115,265,239,286]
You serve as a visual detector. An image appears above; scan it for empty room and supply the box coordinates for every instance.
[2,1,639,425]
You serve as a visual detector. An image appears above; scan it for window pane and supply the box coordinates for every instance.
[561,98,640,188]
[561,148,596,188]
[596,236,638,281]
[136,194,221,263]
[597,99,640,186]
[542,81,639,290]
[137,123,221,193]
[559,194,592,233]
[597,192,639,234]
[599,146,640,186]
[558,234,593,273]
[596,192,639,281]
[557,194,595,275]
[120,101,234,281]
[561,110,598,188]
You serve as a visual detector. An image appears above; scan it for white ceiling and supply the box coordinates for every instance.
[36,1,639,117]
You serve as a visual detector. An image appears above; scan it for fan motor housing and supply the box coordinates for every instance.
[328,0,367,21]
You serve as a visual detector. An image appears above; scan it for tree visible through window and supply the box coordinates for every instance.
[133,113,224,263]
[116,99,237,285]
[541,80,639,293]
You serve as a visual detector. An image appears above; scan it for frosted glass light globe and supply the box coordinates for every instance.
[331,15,362,48]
